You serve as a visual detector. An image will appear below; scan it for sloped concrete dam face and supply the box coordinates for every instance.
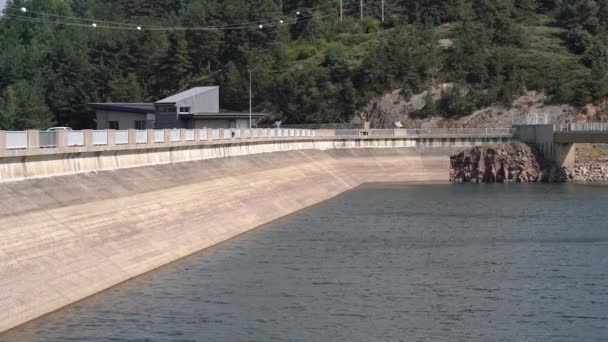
[0,148,449,332]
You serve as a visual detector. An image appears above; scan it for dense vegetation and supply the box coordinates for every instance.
[0,0,607,129]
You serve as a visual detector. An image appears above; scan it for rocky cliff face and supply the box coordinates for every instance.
[450,143,567,183]
[566,144,608,182]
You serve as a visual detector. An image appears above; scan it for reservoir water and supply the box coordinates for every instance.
[2,184,608,341]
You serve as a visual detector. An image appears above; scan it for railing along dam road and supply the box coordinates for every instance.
[554,122,608,144]
[0,127,514,156]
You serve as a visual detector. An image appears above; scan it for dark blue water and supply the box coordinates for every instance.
[3,184,608,342]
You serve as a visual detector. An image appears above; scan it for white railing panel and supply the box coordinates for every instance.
[336,129,359,136]
[39,131,57,148]
[68,131,84,146]
[212,129,220,140]
[154,130,165,143]
[234,129,241,139]
[185,129,195,141]
[270,129,276,138]
[171,129,181,142]
[115,130,129,145]
[92,130,108,145]
[261,129,268,138]
[200,129,208,141]
[223,129,232,139]
[136,130,147,144]
[6,131,28,149]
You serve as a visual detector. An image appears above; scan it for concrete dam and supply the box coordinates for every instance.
[0,128,513,332]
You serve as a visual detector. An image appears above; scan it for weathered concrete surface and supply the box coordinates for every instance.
[0,148,450,332]
[0,137,510,183]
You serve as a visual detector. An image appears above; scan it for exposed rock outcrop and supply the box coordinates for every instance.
[357,90,576,129]
[450,143,567,183]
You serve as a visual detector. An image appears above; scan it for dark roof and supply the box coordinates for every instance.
[88,103,155,114]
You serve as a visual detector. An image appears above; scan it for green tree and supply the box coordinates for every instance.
[108,73,144,102]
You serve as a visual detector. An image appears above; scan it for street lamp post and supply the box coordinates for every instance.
[247,67,252,129]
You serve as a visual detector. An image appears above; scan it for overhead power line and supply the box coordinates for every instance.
[3,0,365,32]
[2,9,354,31]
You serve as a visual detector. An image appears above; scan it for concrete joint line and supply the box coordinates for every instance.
[296,150,352,189]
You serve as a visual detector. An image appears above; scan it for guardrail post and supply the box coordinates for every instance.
[207,128,213,142]
[83,129,93,146]
[57,129,68,148]
[146,129,154,146]
[27,129,39,149]
[105,129,115,147]
[219,129,225,143]
[164,129,171,145]
[0,130,6,152]
[180,128,187,143]
[128,129,137,146]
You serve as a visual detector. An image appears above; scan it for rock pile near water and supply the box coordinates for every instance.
[450,143,567,183]
[568,161,608,182]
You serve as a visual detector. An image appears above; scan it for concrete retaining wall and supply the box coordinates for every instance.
[514,125,576,168]
[0,137,509,183]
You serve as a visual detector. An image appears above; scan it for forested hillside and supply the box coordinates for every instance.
[0,0,607,129]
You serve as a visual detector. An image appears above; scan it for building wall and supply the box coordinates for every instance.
[155,113,187,129]
[96,111,152,130]
[193,119,235,129]
[176,87,220,114]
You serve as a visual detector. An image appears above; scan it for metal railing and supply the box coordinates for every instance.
[223,129,231,139]
[92,130,108,145]
[136,130,148,144]
[557,122,608,132]
[115,130,129,145]
[171,129,181,142]
[6,131,28,149]
[68,131,84,146]
[185,129,195,141]
[154,130,165,143]
[39,131,57,148]
[0,127,518,152]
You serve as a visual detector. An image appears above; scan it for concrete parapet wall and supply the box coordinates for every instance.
[0,137,510,183]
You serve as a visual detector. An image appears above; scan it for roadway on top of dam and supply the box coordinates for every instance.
[553,123,608,144]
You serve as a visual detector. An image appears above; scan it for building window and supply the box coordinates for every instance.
[158,106,175,113]
[135,120,146,130]
[179,107,191,113]
[109,121,119,130]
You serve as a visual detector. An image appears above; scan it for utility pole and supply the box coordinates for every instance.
[340,0,343,22]
[360,0,363,21]
[247,67,252,129]
[381,0,384,22]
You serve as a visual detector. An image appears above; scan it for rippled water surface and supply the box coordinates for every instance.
[3,184,608,342]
